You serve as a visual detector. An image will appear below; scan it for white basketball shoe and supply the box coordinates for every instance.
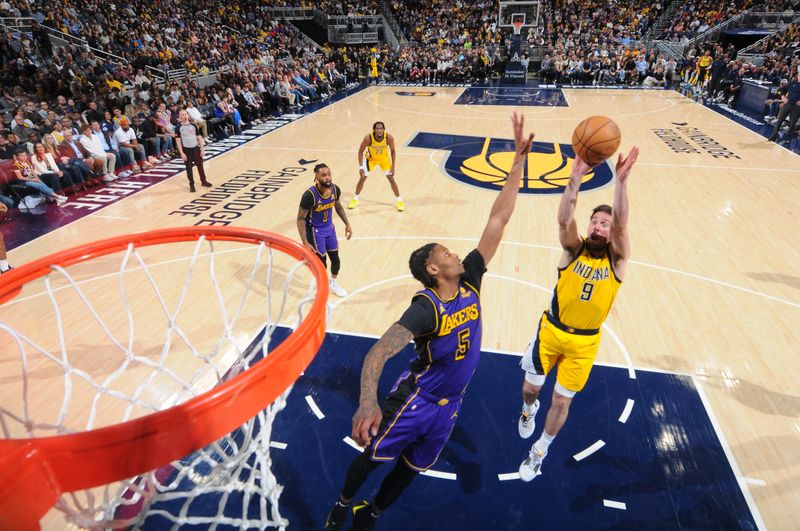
[329,278,348,297]
[519,448,547,482]
[518,399,539,439]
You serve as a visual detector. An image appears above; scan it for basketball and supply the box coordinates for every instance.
[571,116,621,166]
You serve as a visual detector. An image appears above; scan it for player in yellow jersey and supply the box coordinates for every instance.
[349,121,404,211]
[691,50,713,88]
[517,146,639,482]
[369,47,379,83]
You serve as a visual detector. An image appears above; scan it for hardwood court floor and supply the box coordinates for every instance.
[2,86,799,529]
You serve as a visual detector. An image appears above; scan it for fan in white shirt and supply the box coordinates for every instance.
[79,124,117,182]
[185,102,209,141]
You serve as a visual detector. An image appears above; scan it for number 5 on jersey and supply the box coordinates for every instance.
[455,328,471,360]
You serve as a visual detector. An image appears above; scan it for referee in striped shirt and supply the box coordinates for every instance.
[176,110,211,192]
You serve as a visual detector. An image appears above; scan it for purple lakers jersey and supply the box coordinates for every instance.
[408,254,484,398]
[304,184,339,229]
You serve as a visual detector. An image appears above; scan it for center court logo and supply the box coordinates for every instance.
[407,132,613,194]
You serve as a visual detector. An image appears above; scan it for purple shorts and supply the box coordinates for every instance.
[368,373,462,471]
[308,224,338,256]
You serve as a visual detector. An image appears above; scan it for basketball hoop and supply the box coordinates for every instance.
[0,227,328,529]
[513,20,524,35]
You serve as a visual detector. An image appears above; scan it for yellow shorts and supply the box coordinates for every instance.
[366,158,392,172]
[520,312,601,393]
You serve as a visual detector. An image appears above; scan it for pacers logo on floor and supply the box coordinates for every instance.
[395,91,437,97]
[407,132,613,194]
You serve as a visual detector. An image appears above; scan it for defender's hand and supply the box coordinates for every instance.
[512,111,535,157]
[352,400,382,447]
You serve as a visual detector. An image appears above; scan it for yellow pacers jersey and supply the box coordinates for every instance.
[549,240,621,330]
[370,56,378,77]
[367,133,390,164]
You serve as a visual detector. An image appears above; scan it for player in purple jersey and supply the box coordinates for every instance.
[297,163,353,297]
[324,113,535,530]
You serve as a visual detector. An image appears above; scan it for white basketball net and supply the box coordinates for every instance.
[0,236,318,529]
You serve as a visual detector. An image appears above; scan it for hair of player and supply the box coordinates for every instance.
[409,243,438,289]
[313,163,329,174]
[592,204,613,217]
[372,121,385,131]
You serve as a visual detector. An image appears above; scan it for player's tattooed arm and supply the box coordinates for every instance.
[296,206,315,254]
[353,323,413,447]
[359,323,413,403]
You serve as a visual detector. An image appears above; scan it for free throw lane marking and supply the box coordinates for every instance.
[305,395,325,419]
[573,440,606,461]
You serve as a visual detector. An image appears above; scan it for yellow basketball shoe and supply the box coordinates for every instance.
[347,198,359,209]
[396,200,405,212]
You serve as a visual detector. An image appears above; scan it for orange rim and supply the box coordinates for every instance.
[0,227,329,529]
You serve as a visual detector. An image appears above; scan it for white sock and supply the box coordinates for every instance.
[396,196,403,201]
[330,278,337,285]
[0,259,9,272]
[534,431,555,454]
[523,399,539,415]
[353,195,359,201]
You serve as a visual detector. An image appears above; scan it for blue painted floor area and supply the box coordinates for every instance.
[455,86,569,107]
[262,330,756,530]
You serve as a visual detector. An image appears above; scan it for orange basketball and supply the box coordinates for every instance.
[571,116,621,166]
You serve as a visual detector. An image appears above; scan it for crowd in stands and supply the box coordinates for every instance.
[0,0,368,217]
[518,0,666,86]
[0,0,799,221]
[743,21,799,56]
[660,0,798,42]
[385,0,504,83]
[660,0,755,41]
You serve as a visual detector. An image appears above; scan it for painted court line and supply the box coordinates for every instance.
[637,161,800,173]
[421,469,457,480]
[269,441,288,450]
[343,436,364,452]
[692,375,766,530]
[498,472,520,481]
[573,440,605,461]
[341,437,455,480]
[345,235,800,310]
[603,499,627,510]
[618,399,635,423]
[305,395,325,419]
[743,477,767,487]
[91,214,130,220]
[323,328,684,382]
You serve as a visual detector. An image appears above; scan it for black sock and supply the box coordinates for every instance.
[341,451,381,500]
